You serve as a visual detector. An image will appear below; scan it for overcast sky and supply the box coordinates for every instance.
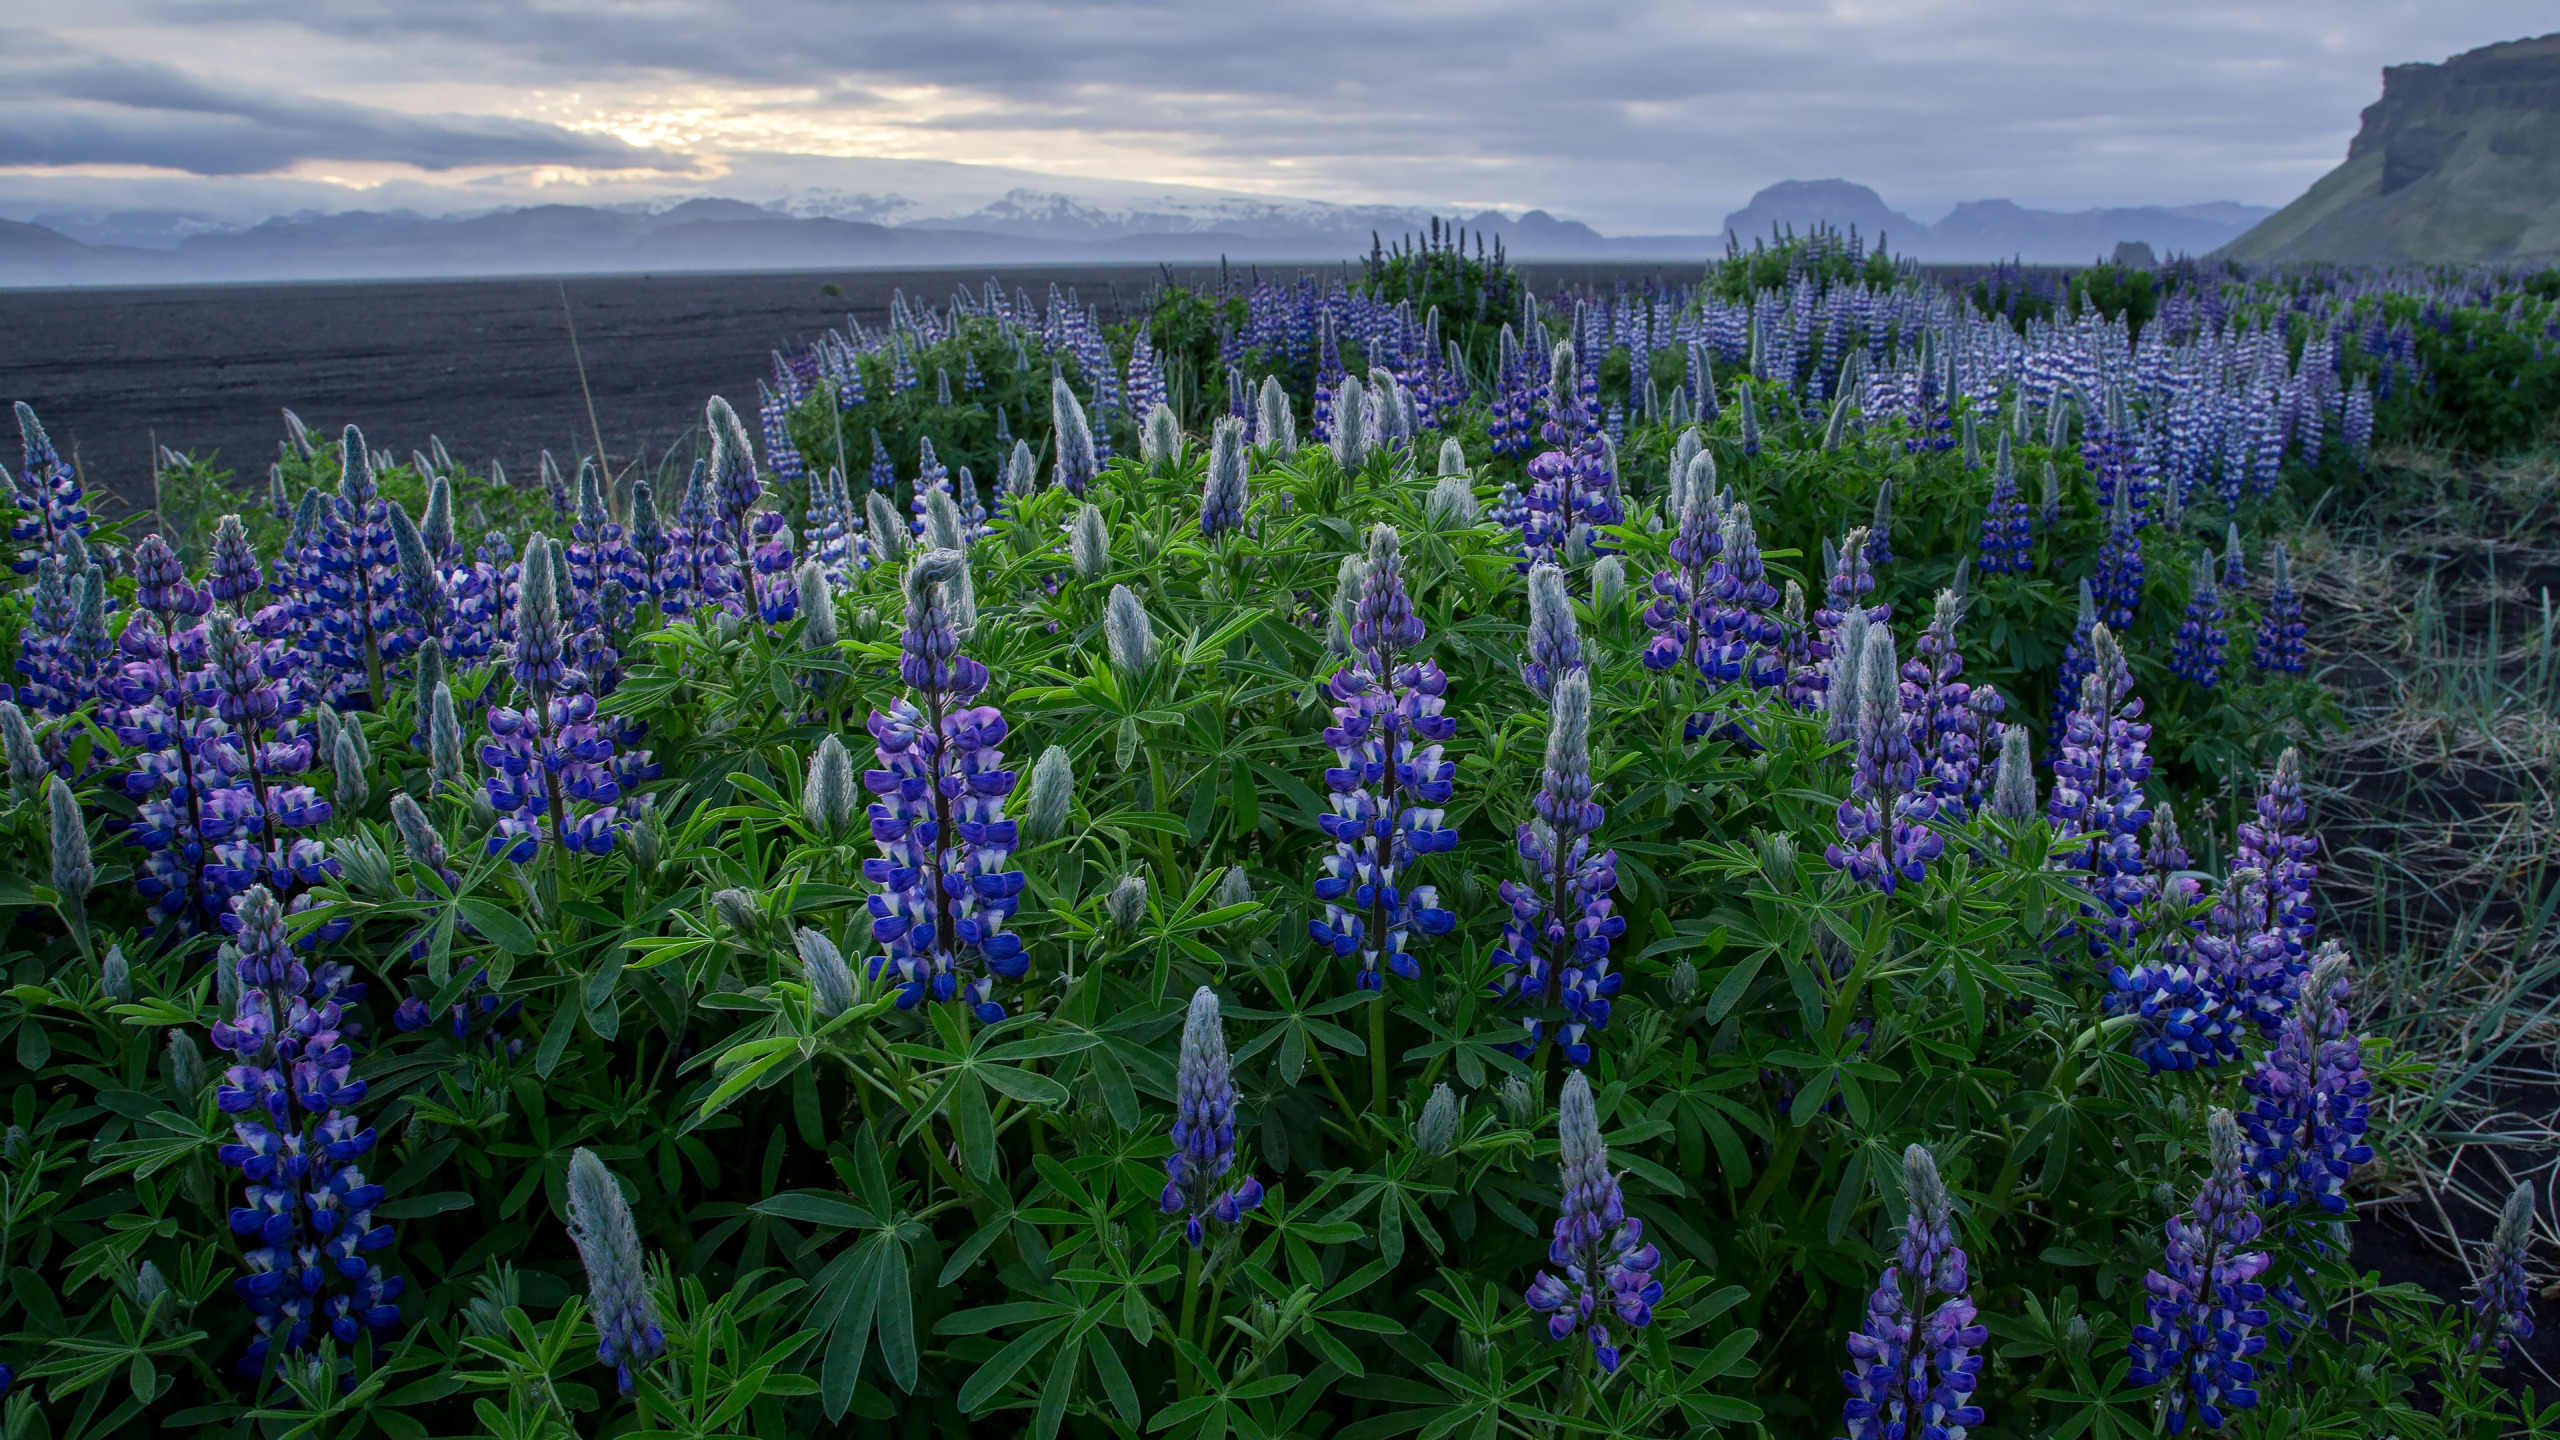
[1,4,2546,232]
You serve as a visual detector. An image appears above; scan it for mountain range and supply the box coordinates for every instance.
[2226,31,2560,264]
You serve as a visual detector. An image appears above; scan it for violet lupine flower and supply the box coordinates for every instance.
[2129,1110,2270,1435]
[2236,748,2319,966]
[113,535,220,931]
[1837,1145,1986,1440]
[1515,343,1621,567]
[1524,1072,1661,1375]
[197,610,344,928]
[566,460,629,630]
[2469,1182,2538,1361]
[315,426,407,706]
[861,550,1027,1022]
[1490,669,1624,1066]
[209,884,403,1377]
[625,480,674,619]
[2239,947,2371,1214]
[670,460,737,617]
[1642,486,1787,738]
[2252,542,2306,676]
[7,403,92,581]
[1160,986,1266,1247]
[1309,525,1458,989]
[2170,550,2226,689]
[1828,625,1943,894]
[480,534,634,862]
[707,396,765,610]
[2046,625,2152,962]
[1904,591,1990,804]
[2048,580,2099,749]
[1521,562,1584,700]
[1977,433,2033,575]
[2110,952,2245,1074]
[1813,527,1888,679]
[2221,525,2248,593]
[565,1148,666,1393]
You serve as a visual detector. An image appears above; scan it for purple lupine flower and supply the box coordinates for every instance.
[2047,625,2152,962]
[1521,562,1583,700]
[2129,1110,2270,1435]
[1052,378,1098,496]
[1524,1073,1661,1374]
[7,402,93,581]
[1829,624,1942,893]
[2469,1182,2538,1361]
[1837,1145,1986,1440]
[480,534,638,862]
[1199,417,1250,539]
[2235,748,2319,964]
[211,513,266,612]
[861,550,1026,1021]
[707,396,765,610]
[1310,526,1458,988]
[209,884,403,1376]
[2221,525,2248,593]
[565,1148,665,1393]
[315,426,406,707]
[1978,433,2033,575]
[1515,343,1620,567]
[1160,985,1264,1246]
[2048,580,2098,748]
[2252,543,2305,676]
[2239,946,2371,1214]
[2170,550,2226,689]
[113,534,220,931]
[1490,669,1623,1065]
[195,610,343,926]
[1904,591,1989,804]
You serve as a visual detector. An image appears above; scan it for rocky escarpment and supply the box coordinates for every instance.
[2226,33,2560,264]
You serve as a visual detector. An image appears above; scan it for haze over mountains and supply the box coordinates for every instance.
[0,153,2273,286]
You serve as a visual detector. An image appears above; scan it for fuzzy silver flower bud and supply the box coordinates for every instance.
[1142,402,1185,473]
[565,1147,664,1393]
[332,727,370,817]
[713,887,762,935]
[1499,1072,1538,1126]
[865,493,908,566]
[1106,872,1149,932]
[1105,584,1156,676]
[1005,439,1039,499]
[1990,724,2037,820]
[1,701,42,802]
[804,734,860,837]
[1826,606,1872,741]
[1328,553,1368,655]
[1202,417,1251,536]
[1216,864,1253,911]
[1667,956,1700,1007]
[389,792,442,867]
[428,682,466,796]
[1590,556,1627,614]
[1438,437,1468,477]
[47,773,91,916]
[100,944,131,1004]
[1331,375,1369,472]
[1071,503,1110,581]
[1417,1083,1460,1157]
[1760,831,1799,891]
[1053,377,1098,493]
[167,1029,206,1096]
[1023,744,1073,842]
[1427,473,1478,529]
[627,812,661,874]
[1257,375,1297,454]
[796,928,857,1018]
[795,561,838,650]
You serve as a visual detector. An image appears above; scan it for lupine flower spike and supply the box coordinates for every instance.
[1837,1145,1986,1440]
[1524,1071,1661,1374]
[564,1148,665,1394]
[2129,1109,2270,1434]
[1491,668,1623,1063]
[2470,1181,2538,1362]
[1161,986,1265,1246]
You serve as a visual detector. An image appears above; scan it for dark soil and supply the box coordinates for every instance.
[0,260,1695,517]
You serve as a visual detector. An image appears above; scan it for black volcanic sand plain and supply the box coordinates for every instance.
[0,261,1694,516]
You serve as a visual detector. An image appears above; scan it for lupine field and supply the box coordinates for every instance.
[4,228,2560,1439]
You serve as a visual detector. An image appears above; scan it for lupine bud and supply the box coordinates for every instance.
[1990,724,2037,820]
[1591,556,1627,613]
[1201,417,1251,537]
[1760,831,1799,891]
[1499,1071,1539,1126]
[0,701,41,802]
[1427,473,1478,528]
[1105,585,1156,675]
[713,887,762,935]
[136,1258,171,1322]
[426,682,467,796]
[100,944,131,1003]
[628,812,661,873]
[1327,553,1368,655]
[1053,377,1098,493]
[1417,1083,1460,1156]
[333,728,370,816]
[1216,864,1253,910]
[389,793,442,868]
[1142,403,1184,473]
[2472,1180,2539,1359]
[1107,872,1149,931]
[387,497,442,628]
[1071,503,1110,581]
[866,493,908,565]
[1438,437,1467,476]
[1021,745,1074,841]
[422,471,455,558]
[1,1124,24,1160]
[795,561,837,650]
[804,734,859,836]
[923,486,965,553]
[1523,562,1583,699]
[1667,957,1700,1006]
[796,928,857,1018]
[1825,606,1872,741]
[1257,375,1297,454]
[167,1030,205,1096]
[1004,439,1038,499]
[1332,375,1369,472]
[47,773,91,916]
[565,1148,666,1394]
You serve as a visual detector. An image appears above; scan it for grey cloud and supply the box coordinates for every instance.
[0,33,684,175]
[23,5,2548,228]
